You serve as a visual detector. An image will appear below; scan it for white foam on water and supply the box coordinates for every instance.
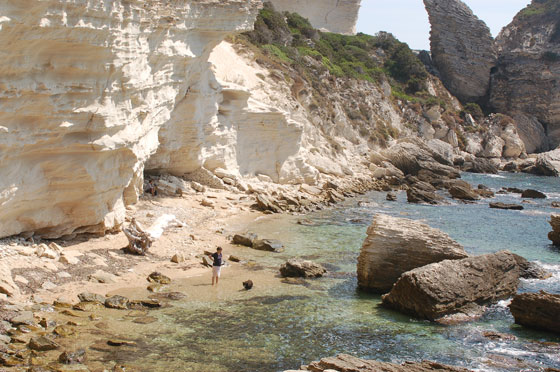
[486,174,507,179]
[520,210,550,216]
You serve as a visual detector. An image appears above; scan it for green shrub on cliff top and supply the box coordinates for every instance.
[242,3,428,89]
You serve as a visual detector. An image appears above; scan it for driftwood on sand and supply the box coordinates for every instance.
[123,219,153,255]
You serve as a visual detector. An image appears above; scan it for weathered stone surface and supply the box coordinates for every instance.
[105,296,129,310]
[381,251,521,321]
[58,349,86,364]
[491,1,560,149]
[462,158,499,174]
[549,214,560,246]
[269,0,361,35]
[533,148,560,177]
[0,0,262,239]
[147,272,171,285]
[357,214,467,293]
[0,263,20,298]
[511,254,550,280]
[29,336,59,351]
[279,260,326,278]
[489,202,524,211]
[232,233,258,247]
[77,293,105,304]
[252,239,285,253]
[406,187,443,205]
[423,0,496,103]
[521,189,547,199]
[509,291,560,334]
[285,354,472,372]
[448,184,480,201]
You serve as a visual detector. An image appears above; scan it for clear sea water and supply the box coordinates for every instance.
[100,173,560,372]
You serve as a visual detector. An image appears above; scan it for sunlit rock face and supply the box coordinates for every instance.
[490,1,560,150]
[423,0,496,103]
[269,0,361,35]
[0,0,260,238]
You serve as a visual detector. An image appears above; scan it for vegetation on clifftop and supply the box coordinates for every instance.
[241,2,428,95]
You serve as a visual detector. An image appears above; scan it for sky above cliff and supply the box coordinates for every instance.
[357,0,531,50]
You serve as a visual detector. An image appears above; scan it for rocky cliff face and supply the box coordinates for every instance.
[0,0,261,238]
[423,0,496,103]
[490,0,560,150]
[269,0,361,35]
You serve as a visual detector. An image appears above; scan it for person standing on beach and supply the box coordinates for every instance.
[208,247,223,286]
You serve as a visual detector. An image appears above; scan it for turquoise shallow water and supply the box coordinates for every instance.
[133,173,560,372]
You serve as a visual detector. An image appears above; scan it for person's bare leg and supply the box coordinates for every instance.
[215,277,219,285]
[212,276,215,286]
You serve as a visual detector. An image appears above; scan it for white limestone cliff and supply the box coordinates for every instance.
[269,0,361,35]
[0,0,261,238]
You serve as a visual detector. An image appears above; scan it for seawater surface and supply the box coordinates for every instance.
[108,173,560,372]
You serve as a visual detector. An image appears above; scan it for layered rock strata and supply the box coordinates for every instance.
[0,0,261,238]
[284,354,472,372]
[491,1,560,149]
[381,251,521,321]
[357,214,467,293]
[423,0,496,103]
[509,291,560,334]
[269,0,361,35]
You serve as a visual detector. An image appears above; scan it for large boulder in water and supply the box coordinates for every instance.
[381,251,521,321]
[357,214,467,293]
[549,214,560,246]
[509,291,560,334]
[279,260,326,278]
[533,148,560,177]
[284,353,472,372]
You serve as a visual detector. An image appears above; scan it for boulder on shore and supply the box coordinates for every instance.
[280,260,326,278]
[381,251,521,321]
[252,239,285,253]
[509,291,560,334]
[549,214,560,246]
[406,187,443,205]
[232,232,258,247]
[284,353,472,372]
[357,214,467,293]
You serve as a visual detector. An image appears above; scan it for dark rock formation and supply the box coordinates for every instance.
[283,354,472,372]
[423,0,496,103]
[357,214,467,293]
[461,158,499,174]
[490,1,560,149]
[280,260,326,278]
[489,202,524,211]
[232,232,258,247]
[521,189,547,199]
[252,239,285,253]
[509,291,560,334]
[447,181,480,201]
[58,349,86,364]
[242,280,253,290]
[381,251,521,321]
[549,214,560,246]
[511,253,550,280]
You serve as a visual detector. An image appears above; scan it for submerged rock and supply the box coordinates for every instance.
[58,349,86,364]
[406,187,443,205]
[232,233,258,247]
[284,353,472,372]
[77,293,105,304]
[252,239,285,253]
[147,272,171,284]
[521,189,547,199]
[357,214,467,293]
[29,336,59,351]
[105,296,130,310]
[381,251,521,321]
[509,291,560,334]
[279,260,326,278]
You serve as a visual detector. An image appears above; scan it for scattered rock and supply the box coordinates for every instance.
[381,251,521,321]
[200,199,214,208]
[386,192,397,201]
[489,202,524,211]
[287,353,471,372]
[147,272,171,284]
[232,233,258,247]
[138,299,161,308]
[29,336,59,351]
[191,181,206,193]
[147,284,164,293]
[448,184,480,201]
[73,302,103,312]
[77,293,105,303]
[107,339,136,347]
[53,325,75,337]
[358,214,467,293]
[10,311,35,326]
[280,260,326,278]
[252,239,285,253]
[105,296,129,310]
[0,263,20,297]
[170,253,185,263]
[243,280,253,290]
[549,214,560,246]
[58,349,86,364]
[229,255,241,263]
[89,270,116,284]
[59,254,80,265]
[406,187,443,205]
[509,291,560,334]
[521,189,547,199]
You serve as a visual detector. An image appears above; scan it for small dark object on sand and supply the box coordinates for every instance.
[243,280,253,290]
